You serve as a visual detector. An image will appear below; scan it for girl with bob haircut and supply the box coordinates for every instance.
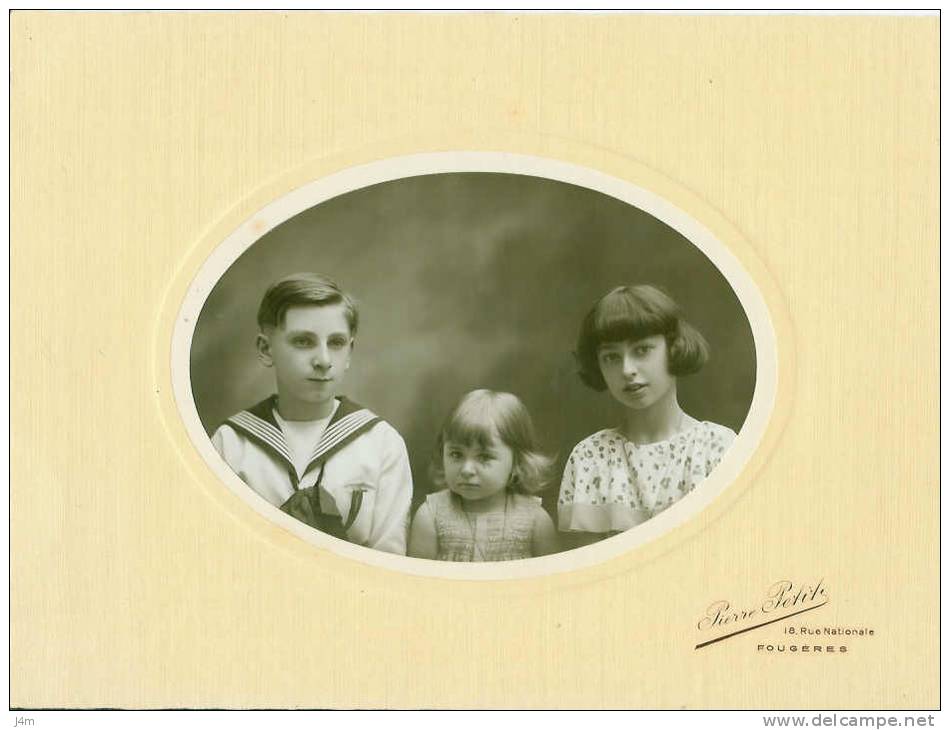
[409,389,559,562]
[559,284,736,543]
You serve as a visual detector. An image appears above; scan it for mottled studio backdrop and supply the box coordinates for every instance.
[191,173,756,518]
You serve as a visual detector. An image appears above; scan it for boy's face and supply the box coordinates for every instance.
[257,303,353,421]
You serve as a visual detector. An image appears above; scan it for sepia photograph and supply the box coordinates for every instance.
[187,168,757,566]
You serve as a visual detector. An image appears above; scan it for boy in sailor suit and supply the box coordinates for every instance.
[211,273,413,554]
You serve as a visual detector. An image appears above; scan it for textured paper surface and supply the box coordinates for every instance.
[10,12,938,709]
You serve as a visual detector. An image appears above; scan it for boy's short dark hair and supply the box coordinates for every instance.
[575,284,709,391]
[257,273,359,335]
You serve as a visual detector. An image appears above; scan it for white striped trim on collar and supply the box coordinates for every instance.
[307,409,378,465]
[230,406,379,475]
[229,411,293,464]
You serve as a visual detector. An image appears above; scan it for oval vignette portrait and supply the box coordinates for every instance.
[173,154,775,580]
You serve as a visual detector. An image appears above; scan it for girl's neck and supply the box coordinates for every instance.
[457,489,509,514]
[621,388,688,445]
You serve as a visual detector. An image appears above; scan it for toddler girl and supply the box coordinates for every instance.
[559,284,736,542]
[409,389,559,561]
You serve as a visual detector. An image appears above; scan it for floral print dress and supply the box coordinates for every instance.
[557,421,736,533]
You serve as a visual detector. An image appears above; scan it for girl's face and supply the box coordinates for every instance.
[597,334,676,412]
[443,431,514,503]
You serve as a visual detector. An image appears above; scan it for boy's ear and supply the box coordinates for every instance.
[345,337,355,369]
[256,333,274,367]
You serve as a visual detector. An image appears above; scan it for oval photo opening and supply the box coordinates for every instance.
[176,156,771,579]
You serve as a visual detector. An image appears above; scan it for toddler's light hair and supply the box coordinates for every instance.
[429,389,555,495]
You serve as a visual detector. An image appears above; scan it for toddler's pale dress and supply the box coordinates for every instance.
[426,489,547,562]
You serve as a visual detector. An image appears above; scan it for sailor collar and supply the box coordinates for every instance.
[224,395,382,478]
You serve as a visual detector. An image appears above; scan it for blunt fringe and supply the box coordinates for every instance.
[574,284,709,391]
[429,389,555,495]
[257,272,359,335]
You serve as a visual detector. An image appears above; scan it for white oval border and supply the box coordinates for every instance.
[171,151,778,581]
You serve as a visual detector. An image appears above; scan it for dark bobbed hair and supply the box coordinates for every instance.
[429,389,555,495]
[575,284,709,391]
[257,272,359,336]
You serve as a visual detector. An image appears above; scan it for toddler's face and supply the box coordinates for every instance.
[258,303,352,419]
[443,432,513,503]
[597,334,676,412]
